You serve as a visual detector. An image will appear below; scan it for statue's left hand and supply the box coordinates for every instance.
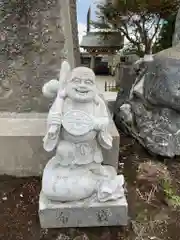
[93,118,108,131]
[98,131,112,150]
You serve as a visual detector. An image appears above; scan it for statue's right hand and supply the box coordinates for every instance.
[48,125,60,140]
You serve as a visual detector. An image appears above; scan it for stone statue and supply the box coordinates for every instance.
[41,61,125,203]
[114,17,180,158]
[173,8,180,47]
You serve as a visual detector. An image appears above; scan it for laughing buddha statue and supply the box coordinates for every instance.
[41,61,125,203]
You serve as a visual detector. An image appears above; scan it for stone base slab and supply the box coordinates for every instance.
[39,192,128,228]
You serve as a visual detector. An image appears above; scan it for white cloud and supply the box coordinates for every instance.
[78,23,87,52]
[78,23,87,44]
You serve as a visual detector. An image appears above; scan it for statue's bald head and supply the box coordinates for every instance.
[69,66,95,83]
[66,66,97,102]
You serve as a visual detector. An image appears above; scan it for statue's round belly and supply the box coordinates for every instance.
[42,166,97,202]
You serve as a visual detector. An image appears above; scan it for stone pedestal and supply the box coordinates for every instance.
[38,63,128,228]
[39,192,128,228]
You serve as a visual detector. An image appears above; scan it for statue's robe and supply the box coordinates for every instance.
[43,94,112,166]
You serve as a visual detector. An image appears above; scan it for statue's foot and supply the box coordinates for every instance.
[97,174,125,202]
[42,159,98,202]
[87,165,125,202]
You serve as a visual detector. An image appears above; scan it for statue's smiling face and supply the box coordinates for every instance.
[66,67,97,102]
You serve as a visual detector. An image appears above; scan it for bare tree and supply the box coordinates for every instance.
[93,0,179,56]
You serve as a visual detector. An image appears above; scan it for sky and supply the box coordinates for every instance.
[77,0,90,44]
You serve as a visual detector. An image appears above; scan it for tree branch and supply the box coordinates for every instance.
[119,21,138,45]
[150,16,162,42]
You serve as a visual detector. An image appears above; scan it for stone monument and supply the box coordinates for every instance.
[114,8,180,158]
[39,61,128,228]
[0,0,80,112]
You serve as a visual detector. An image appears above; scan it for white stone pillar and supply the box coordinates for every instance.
[60,0,75,69]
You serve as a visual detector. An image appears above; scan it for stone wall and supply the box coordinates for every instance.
[0,0,65,112]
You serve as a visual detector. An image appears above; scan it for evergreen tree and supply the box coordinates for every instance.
[153,14,177,53]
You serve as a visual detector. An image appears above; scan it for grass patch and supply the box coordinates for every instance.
[162,179,180,207]
[108,87,120,92]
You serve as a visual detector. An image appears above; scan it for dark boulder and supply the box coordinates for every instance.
[114,45,180,157]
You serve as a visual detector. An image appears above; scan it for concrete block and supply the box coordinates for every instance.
[103,92,117,102]
[0,113,52,176]
[0,137,52,176]
[39,192,128,228]
[0,110,119,176]
[103,119,119,169]
[102,92,117,114]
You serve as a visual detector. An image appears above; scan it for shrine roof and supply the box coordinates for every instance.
[80,31,124,49]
